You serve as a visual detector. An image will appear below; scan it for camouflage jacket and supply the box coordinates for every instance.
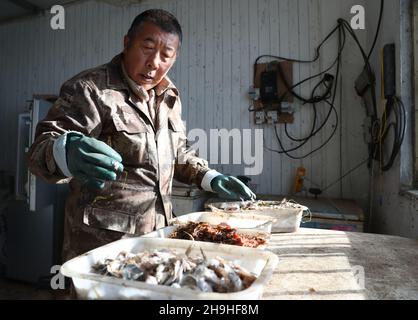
[27,54,211,261]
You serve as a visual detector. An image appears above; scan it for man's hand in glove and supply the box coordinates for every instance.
[66,133,124,189]
[210,175,256,201]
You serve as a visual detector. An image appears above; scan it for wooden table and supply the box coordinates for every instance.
[263,228,418,300]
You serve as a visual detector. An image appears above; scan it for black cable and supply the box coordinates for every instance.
[274,22,346,104]
[264,22,344,158]
[344,10,406,173]
[338,25,344,197]
[267,72,339,154]
[368,0,385,60]
[259,2,392,200]
[322,158,369,192]
[284,90,335,143]
[254,24,341,65]
[284,81,323,142]
[260,8,386,161]
[339,18,381,168]
[302,158,369,195]
[339,19,369,62]
[291,101,338,158]
[253,22,343,86]
[265,100,339,159]
[380,96,406,171]
[276,63,335,104]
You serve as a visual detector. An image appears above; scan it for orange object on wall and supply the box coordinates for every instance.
[293,167,306,194]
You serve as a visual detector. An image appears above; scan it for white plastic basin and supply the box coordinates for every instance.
[60,237,278,300]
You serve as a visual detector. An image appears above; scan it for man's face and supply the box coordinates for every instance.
[123,21,179,91]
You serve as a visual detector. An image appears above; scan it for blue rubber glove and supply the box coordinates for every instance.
[210,175,256,201]
[66,133,124,189]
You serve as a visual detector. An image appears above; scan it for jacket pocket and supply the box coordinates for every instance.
[111,109,150,165]
[113,108,149,133]
[83,205,136,234]
[168,117,184,155]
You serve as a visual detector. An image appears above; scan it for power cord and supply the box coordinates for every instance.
[259,1,401,173]
[261,20,345,159]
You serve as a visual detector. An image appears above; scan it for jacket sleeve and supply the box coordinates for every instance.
[27,79,103,184]
[172,99,212,188]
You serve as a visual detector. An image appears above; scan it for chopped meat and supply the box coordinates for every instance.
[169,222,266,248]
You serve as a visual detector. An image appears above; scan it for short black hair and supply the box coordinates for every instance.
[127,9,182,47]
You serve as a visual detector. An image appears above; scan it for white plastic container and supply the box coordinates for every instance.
[169,211,276,233]
[60,237,278,300]
[142,225,270,249]
[208,201,309,233]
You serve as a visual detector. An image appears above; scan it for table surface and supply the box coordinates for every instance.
[263,228,418,300]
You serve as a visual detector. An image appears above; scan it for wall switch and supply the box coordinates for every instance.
[266,111,278,124]
[248,86,260,101]
[281,102,294,113]
[255,111,265,124]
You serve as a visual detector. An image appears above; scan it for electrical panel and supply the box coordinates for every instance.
[249,61,294,125]
[260,70,279,102]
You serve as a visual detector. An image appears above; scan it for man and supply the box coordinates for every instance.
[28,9,255,262]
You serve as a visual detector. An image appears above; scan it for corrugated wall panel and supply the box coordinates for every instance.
[0,0,369,206]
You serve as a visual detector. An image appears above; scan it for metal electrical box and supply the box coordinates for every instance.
[5,95,68,284]
[250,61,294,125]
